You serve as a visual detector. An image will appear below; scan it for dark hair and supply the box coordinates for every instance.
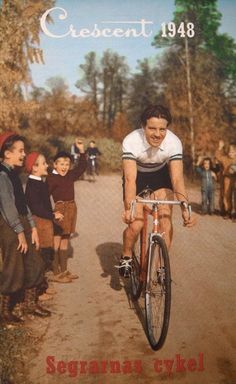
[202,157,212,168]
[0,134,25,158]
[89,140,95,144]
[53,151,72,162]
[140,105,172,127]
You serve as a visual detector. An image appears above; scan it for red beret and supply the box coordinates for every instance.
[0,131,16,152]
[25,152,40,173]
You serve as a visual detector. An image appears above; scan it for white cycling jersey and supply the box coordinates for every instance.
[122,128,183,173]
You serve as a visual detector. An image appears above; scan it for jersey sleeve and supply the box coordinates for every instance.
[168,136,183,161]
[122,135,136,161]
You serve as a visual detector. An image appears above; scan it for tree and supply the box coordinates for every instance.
[127,58,163,128]
[76,51,100,111]
[111,112,132,142]
[0,0,54,131]
[101,50,129,130]
[152,0,236,168]
[28,82,98,137]
[76,49,130,134]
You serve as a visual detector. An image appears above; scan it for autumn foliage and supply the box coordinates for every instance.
[0,0,235,172]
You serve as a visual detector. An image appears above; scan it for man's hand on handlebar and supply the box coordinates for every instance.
[182,208,197,227]
[122,209,135,224]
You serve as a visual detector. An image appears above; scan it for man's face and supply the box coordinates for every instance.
[143,117,168,148]
[5,140,26,167]
[33,155,48,177]
[54,157,71,176]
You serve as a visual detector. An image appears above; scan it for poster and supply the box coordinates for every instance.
[0,1,236,383]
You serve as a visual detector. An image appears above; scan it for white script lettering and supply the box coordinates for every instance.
[40,7,153,39]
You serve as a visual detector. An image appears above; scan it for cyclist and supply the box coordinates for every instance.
[120,104,196,277]
[85,140,101,176]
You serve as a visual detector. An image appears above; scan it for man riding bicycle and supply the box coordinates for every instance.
[119,104,196,277]
[85,140,101,176]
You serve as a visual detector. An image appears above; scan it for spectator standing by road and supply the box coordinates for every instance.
[215,140,236,220]
[195,156,217,215]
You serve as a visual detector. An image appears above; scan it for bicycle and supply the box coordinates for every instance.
[87,155,97,182]
[129,189,191,350]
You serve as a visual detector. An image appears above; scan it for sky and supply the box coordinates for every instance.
[30,0,236,96]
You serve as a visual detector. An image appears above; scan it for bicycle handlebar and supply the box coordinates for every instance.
[130,198,192,220]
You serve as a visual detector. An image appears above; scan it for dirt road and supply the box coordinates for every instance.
[28,175,236,384]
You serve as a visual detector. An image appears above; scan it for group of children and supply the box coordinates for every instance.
[196,140,236,221]
[0,132,86,324]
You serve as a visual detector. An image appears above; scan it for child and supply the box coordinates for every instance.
[195,156,217,215]
[0,132,50,323]
[215,140,236,219]
[24,151,70,288]
[71,136,83,164]
[47,141,86,281]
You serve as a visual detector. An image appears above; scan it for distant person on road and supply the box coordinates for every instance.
[85,140,101,177]
[47,140,87,282]
[195,156,217,215]
[215,140,236,220]
[71,136,84,165]
[119,104,196,278]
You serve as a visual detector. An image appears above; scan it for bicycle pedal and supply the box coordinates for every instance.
[116,257,132,278]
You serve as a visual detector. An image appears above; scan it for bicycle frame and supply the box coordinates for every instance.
[131,198,190,283]
[130,196,191,350]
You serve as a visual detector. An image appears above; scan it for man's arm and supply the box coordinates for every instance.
[169,160,195,227]
[123,159,137,223]
[169,160,188,201]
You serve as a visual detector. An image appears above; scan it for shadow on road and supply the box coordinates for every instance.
[96,242,147,340]
[189,201,202,214]
[96,242,123,291]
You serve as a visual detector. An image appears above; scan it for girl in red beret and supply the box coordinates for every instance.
[25,152,71,285]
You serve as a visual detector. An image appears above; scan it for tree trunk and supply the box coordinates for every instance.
[185,33,195,178]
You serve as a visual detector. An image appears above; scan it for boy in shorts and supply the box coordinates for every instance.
[47,141,86,281]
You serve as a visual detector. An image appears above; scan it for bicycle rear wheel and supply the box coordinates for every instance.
[131,235,143,300]
[145,235,171,350]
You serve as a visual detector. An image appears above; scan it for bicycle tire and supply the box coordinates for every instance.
[145,235,171,350]
[130,235,143,300]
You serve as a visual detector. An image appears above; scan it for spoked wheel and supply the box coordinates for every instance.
[130,235,143,300]
[145,235,171,350]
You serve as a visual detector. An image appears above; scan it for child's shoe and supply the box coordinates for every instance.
[38,293,53,301]
[63,270,79,280]
[52,273,72,283]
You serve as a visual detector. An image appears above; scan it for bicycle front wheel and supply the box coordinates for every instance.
[131,235,143,300]
[145,235,171,350]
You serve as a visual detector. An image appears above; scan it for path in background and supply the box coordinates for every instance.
[28,175,236,384]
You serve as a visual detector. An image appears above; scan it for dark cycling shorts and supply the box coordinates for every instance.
[122,163,173,200]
